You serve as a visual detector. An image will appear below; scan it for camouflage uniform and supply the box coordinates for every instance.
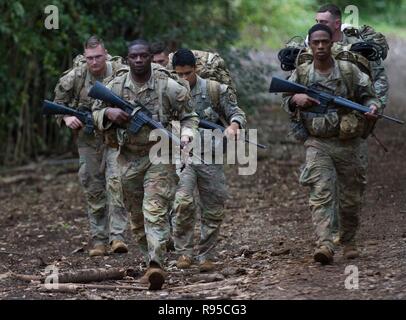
[167,50,236,93]
[173,75,246,262]
[282,59,381,252]
[92,67,198,267]
[330,30,389,236]
[54,57,128,246]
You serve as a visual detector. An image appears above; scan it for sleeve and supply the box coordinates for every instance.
[281,71,299,115]
[91,79,117,131]
[165,79,199,139]
[353,64,382,112]
[217,84,247,129]
[370,60,389,108]
[53,69,76,126]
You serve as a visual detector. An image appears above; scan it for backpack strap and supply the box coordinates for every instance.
[207,79,221,109]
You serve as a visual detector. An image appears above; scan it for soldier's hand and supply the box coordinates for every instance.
[364,104,379,121]
[105,107,130,125]
[63,116,84,130]
[291,94,320,109]
[224,122,240,140]
[180,135,191,149]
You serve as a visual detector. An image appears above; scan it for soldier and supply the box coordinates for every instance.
[171,49,246,272]
[54,36,129,257]
[92,40,198,289]
[282,24,380,264]
[151,41,170,67]
[315,3,388,109]
[314,4,389,242]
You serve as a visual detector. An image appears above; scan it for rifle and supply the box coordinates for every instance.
[269,76,404,125]
[198,119,267,149]
[42,100,94,134]
[88,81,207,165]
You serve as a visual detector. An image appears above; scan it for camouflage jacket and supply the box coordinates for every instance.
[92,66,198,152]
[191,75,246,128]
[282,58,381,140]
[53,56,126,146]
[168,50,236,93]
[54,56,126,111]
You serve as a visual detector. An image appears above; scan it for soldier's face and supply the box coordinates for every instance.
[175,65,197,88]
[309,31,333,61]
[84,45,107,76]
[127,44,152,75]
[153,52,169,67]
[315,11,340,34]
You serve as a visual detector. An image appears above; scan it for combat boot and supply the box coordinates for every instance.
[176,255,192,269]
[343,244,359,259]
[199,259,215,272]
[313,246,334,265]
[111,240,128,253]
[139,266,167,290]
[89,244,107,257]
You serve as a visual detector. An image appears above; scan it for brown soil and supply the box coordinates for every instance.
[1,37,405,300]
[1,104,405,300]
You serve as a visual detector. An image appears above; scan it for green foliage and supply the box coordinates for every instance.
[236,0,406,49]
[0,0,240,165]
[0,0,404,165]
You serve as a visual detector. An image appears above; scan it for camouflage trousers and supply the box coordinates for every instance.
[173,163,228,262]
[118,148,178,268]
[330,139,368,237]
[78,135,128,246]
[299,137,366,252]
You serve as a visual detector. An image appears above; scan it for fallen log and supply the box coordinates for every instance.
[12,267,127,283]
[169,277,244,292]
[37,283,147,294]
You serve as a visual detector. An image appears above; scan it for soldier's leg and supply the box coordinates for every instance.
[335,143,364,247]
[358,139,368,197]
[143,163,178,268]
[299,146,337,253]
[172,164,198,259]
[78,145,108,247]
[119,153,149,262]
[105,147,128,244]
[196,164,228,263]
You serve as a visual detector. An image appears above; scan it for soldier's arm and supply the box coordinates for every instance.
[165,79,199,141]
[281,71,299,114]
[216,84,247,129]
[53,69,77,127]
[353,64,382,112]
[370,60,389,108]
[91,79,128,131]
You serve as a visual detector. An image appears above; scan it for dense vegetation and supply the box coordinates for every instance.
[1,0,405,165]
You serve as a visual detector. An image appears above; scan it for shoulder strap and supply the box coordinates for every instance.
[207,79,221,109]
[336,60,354,99]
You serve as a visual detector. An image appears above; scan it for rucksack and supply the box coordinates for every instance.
[167,50,236,92]
[343,25,389,60]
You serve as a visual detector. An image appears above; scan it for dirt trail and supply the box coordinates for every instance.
[0,38,405,300]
